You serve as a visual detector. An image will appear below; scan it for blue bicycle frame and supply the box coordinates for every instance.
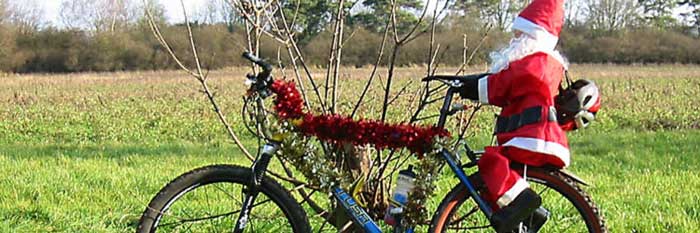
[240,52,495,232]
[328,87,495,232]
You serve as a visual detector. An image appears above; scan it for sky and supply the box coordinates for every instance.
[28,0,695,28]
[34,0,441,27]
[38,0,208,26]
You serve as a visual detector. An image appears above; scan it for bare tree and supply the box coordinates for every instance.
[455,0,526,30]
[565,0,587,27]
[196,0,239,25]
[60,0,136,32]
[586,0,639,32]
[679,0,700,36]
[6,0,44,33]
[0,0,7,25]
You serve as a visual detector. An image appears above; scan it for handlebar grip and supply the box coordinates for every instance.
[242,51,262,63]
[242,52,273,73]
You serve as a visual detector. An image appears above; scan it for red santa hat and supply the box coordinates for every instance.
[512,0,564,50]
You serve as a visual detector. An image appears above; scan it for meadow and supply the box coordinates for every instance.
[0,64,699,232]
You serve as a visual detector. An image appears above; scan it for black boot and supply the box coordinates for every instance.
[468,173,485,191]
[524,207,549,233]
[490,188,542,233]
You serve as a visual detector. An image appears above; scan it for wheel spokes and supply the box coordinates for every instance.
[154,182,289,232]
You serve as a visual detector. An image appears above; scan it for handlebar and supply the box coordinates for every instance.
[242,52,274,97]
[243,52,273,81]
[422,73,489,83]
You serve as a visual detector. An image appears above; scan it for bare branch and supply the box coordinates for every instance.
[350,25,390,118]
[143,0,253,161]
[231,0,328,112]
[144,6,198,77]
[397,0,432,44]
[180,0,205,80]
[387,80,414,106]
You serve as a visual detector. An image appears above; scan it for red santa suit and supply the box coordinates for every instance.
[476,0,569,208]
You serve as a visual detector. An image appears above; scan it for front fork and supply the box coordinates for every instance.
[233,142,280,233]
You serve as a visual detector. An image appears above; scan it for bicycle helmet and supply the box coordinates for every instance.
[555,79,601,131]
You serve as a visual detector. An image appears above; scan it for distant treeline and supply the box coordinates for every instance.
[1,0,699,73]
[1,21,699,73]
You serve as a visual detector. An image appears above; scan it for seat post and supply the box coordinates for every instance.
[436,88,456,129]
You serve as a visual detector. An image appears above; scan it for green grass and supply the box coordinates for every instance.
[0,130,698,232]
[0,65,699,232]
[570,130,700,232]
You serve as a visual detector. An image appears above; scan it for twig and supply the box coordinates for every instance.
[350,24,390,118]
[144,0,253,160]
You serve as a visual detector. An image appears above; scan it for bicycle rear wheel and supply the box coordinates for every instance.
[137,164,311,232]
[429,166,606,233]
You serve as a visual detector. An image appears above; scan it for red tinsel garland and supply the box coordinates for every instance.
[271,80,449,156]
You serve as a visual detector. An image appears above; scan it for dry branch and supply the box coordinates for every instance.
[143,0,253,161]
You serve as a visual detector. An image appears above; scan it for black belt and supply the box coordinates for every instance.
[495,106,557,134]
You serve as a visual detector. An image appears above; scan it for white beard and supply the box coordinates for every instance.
[488,35,568,74]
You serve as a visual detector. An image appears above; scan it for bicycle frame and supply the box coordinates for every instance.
[328,147,492,233]
[322,87,494,232]
[238,52,494,232]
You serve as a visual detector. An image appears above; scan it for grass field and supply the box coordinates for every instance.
[0,65,699,232]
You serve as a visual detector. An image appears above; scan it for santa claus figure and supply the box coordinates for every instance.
[457,0,571,232]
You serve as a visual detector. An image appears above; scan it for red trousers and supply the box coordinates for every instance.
[478,146,566,207]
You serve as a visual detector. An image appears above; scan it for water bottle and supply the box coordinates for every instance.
[384,165,416,226]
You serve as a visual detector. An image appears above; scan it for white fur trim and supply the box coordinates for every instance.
[497,178,529,207]
[512,17,559,51]
[503,137,571,167]
[478,76,489,104]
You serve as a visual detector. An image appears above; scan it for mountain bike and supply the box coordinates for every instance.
[136,53,607,232]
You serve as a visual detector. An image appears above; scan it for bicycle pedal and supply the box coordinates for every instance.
[524,207,549,233]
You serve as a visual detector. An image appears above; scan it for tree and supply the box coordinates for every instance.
[136,0,167,27]
[278,0,334,44]
[679,0,700,36]
[565,0,588,27]
[60,0,136,32]
[0,0,7,24]
[586,0,639,33]
[453,0,526,30]
[350,0,424,33]
[0,0,20,71]
[196,0,240,27]
[6,0,44,34]
[637,0,677,29]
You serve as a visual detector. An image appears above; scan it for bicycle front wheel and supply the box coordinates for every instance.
[137,164,310,232]
[430,166,607,233]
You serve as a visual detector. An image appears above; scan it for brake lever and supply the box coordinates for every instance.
[422,76,463,87]
[243,52,274,98]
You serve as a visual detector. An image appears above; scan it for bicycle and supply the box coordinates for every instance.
[136,52,607,232]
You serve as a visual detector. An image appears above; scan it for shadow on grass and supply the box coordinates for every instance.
[0,142,253,159]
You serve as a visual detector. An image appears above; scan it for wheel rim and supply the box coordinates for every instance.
[149,181,296,232]
[436,171,596,232]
